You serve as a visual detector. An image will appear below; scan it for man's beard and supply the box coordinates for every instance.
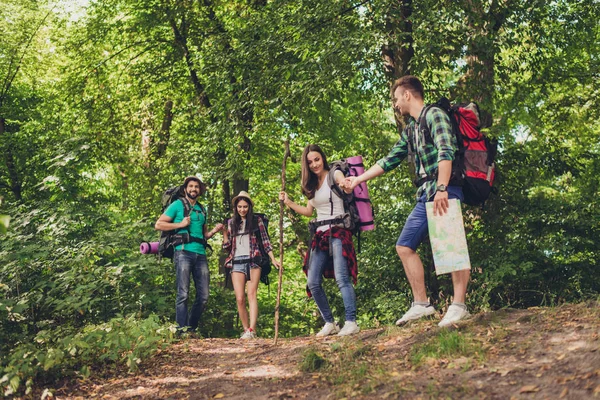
[186,190,199,199]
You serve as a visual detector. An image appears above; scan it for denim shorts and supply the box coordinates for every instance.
[231,255,259,280]
[396,186,464,250]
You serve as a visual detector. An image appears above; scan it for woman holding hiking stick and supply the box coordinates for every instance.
[222,191,280,339]
[279,144,360,337]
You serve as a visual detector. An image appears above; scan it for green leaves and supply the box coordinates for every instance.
[0,215,9,234]
[0,314,174,396]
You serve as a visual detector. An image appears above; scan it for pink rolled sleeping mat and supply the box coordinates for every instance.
[346,155,375,231]
[140,241,160,254]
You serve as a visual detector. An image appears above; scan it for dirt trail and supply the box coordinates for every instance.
[53,303,599,399]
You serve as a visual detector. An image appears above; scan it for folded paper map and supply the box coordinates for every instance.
[426,199,471,275]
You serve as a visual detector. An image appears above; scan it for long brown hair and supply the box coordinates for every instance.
[231,197,254,237]
[301,144,329,200]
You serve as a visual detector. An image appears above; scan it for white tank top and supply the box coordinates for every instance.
[309,180,345,233]
[233,220,250,257]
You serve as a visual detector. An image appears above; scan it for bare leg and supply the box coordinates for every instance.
[396,245,428,303]
[247,268,261,331]
[451,269,470,303]
[232,272,249,330]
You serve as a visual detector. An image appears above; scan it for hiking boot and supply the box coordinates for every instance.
[337,321,360,336]
[316,322,340,337]
[438,305,470,328]
[240,329,256,339]
[395,303,436,326]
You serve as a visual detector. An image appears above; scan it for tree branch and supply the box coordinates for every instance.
[0,8,54,107]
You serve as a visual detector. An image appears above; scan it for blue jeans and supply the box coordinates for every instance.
[307,238,356,323]
[174,250,209,330]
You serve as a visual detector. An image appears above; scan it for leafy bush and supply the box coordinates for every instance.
[0,314,174,397]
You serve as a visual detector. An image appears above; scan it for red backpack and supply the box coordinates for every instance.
[417,97,498,207]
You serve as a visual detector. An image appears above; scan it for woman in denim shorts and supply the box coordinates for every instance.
[222,191,280,339]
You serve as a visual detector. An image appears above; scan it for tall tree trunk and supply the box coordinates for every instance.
[454,0,514,125]
[381,0,414,82]
[382,0,414,132]
[231,89,252,196]
[170,4,252,207]
[156,100,174,159]
[170,17,212,111]
[169,11,234,222]
[0,117,22,202]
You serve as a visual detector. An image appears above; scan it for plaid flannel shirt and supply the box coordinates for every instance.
[222,216,272,269]
[376,107,457,200]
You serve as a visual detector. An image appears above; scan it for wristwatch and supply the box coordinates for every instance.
[436,184,447,192]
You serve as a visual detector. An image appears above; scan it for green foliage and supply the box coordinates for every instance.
[0,314,174,397]
[0,215,8,234]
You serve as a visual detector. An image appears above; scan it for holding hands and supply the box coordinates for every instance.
[211,222,225,234]
[341,176,359,191]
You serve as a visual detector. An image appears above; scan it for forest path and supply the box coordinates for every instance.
[54,302,599,399]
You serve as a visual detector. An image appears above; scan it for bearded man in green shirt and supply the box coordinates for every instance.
[155,176,224,332]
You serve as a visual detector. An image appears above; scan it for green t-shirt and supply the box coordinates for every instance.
[164,199,207,254]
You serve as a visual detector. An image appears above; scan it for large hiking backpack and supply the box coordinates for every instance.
[416,97,498,207]
[158,185,208,259]
[224,213,272,286]
[253,213,272,286]
[317,157,375,251]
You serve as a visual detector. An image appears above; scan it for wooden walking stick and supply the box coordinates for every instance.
[274,139,290,345]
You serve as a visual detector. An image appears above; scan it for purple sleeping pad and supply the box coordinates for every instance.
[346,155,375,231]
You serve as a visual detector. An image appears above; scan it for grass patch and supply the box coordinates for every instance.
[299,347,328,372]
[410,330,485,366]
[299,340,381,398]
[327,341,375,392]
[378,325,402,338]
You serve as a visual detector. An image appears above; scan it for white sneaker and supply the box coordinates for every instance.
[316,322,340,337]
[337,321,360,336]
[438,304,470,328]
[240,329,256,339]
[395,303,436,326]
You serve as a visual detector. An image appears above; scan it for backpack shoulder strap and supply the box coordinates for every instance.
[417,104,440,145]
[179,197,192,217]
[252,215,260,232]
[327,163,346,200]
[196,202,207,218]
[419,97,455,142]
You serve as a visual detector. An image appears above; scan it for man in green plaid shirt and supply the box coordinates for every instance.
[344,75,471,328]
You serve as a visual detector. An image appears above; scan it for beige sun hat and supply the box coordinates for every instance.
[231,191,254,207]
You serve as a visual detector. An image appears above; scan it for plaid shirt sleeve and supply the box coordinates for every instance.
[376,125,410,172]
[427,107,456,162]
[257,217,273,254]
